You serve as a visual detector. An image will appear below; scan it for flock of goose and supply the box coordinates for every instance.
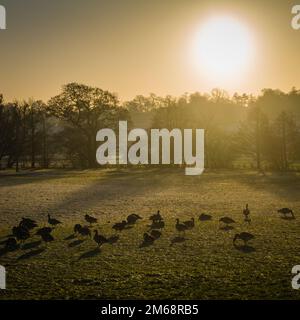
[1,205,296,254]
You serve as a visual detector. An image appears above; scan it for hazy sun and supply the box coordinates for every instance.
[193,16,254,82]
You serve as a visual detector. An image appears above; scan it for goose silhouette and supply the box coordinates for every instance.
[219,217,235,225]
[149,210,163,223]
[150,229,161,240]
[113,220,127,231]
[183,218,195,230]
[233,232,254,245]
[93,230,108,247]
[176,219,188,233]
[47,214,62,226]
[277,208,295,219]
[84,214,97,225]
[20,217,38,230]
[127,214,142,225]
[199,213,212,221]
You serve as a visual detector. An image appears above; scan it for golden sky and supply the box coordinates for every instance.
[0,0,299,102]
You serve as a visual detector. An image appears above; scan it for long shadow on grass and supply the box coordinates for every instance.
[0,241,20,256]
[21,241,42,250]
[0,248,7,257]
[79,247,101,260]
[139,241,154,248]
[64,234,76,241]
[219,225,234,231]
[107,236,119,244]
[17,248,46,260]
[280,216,296,221]
[234,244,256,253]
[227,171,300,202]
[26,168,171,221]
[0,170,75,187]
[170,236,186,246]
[68,239,85,247]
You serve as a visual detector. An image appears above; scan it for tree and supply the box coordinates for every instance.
[234,106,270,170]
[26,100,46,168]
[0,96,17,168]
[48,83,130,168]
[272,111,299,170]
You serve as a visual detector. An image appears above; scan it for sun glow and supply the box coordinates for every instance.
[192,16,254,84]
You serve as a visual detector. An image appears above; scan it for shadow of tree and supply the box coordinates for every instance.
[20,168,172,222]
[0,170,73,187]
[0,168,186,227]
[226,171,300,202]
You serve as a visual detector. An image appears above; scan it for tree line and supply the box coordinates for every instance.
[1,83,300,171]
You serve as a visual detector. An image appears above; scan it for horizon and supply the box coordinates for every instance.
[2,83,300,104]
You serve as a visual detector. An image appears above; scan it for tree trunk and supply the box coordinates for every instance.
[42,116,48,169]
[15,115,20,173]
[31,111,35,168]
[255,114,261,170]
[282,117,288,170]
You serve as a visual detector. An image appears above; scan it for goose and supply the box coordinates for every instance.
[199,213,212,221]
[183,218,195,230]
[21,217,37,224]
[47,214,62,226]
[84,214,97,225]
[143,232,155,244]
[244,216,251,224]
[40,232,54,243]
[74,224,82,234]
[243,204,250,218]
[277,208,295,218]
[93,230,108,247]
[233,232,254,245]
[149,220,165,230]
[36,227,53,243]
[112,220,127,232]
[78,226,91,237]
[127,214,142,225]
[175,219,188,233]
[12,225,30,242]
[150,229,161,240]
[149,210,163,223]
[36,227,53,236]
[20,217,38,230]
[219,217,235,225]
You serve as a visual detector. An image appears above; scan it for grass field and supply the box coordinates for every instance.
[0,168,300,300]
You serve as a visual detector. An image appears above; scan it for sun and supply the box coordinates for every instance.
[192,16,254,83]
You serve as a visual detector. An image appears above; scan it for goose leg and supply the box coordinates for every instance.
[291,211,295,219]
